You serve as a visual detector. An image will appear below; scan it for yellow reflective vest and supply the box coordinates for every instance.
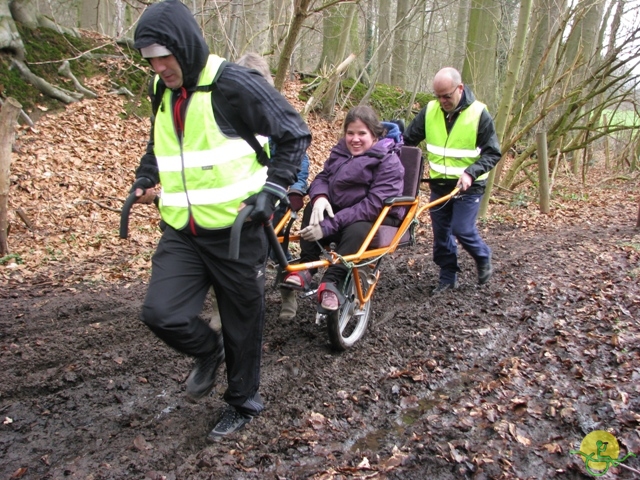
[153,55,268,230]
[424,100,488,181]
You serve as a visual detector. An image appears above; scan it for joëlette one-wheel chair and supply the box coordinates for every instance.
[266,146,459,351]
[120,148,458,352]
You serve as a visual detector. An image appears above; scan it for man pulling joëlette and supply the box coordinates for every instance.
[130,0,311,441]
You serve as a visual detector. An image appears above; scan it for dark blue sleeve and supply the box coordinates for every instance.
[289,153,309,193]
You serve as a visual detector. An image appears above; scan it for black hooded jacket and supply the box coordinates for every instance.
[404,86,501,195]
[133,0,311,193]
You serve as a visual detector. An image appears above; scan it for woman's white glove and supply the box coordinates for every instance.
[310,197,334,225]
[300,224,324,241]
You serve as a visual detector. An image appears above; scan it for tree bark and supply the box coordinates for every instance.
[0,97,21,256]
[58,60,97,99]
[452,0,470,72]
[377,0,392,85]
[0,0,26,59]
[479,0,533,217]
[321,4,356,118]
[462,0,500,111]
[390,0,410,89]
[274,0,311,91]
[536,131,550,214]
[12,58,81,103]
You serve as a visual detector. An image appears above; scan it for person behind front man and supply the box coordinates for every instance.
[207,52,311,329]
[130,0,311,441]
[235,52,310,321]
[282,106,405,312]
[403,67,501,294]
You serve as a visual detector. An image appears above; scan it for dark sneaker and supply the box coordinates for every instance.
[185,339,225,403]
[206,407,252,441]
[478,260,493,285]
[432,283,457,295]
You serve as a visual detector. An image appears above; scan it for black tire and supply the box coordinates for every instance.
[326,269,373,351]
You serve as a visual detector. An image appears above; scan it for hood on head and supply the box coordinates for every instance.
[134,0,210,89]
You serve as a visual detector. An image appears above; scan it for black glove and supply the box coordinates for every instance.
[287,191,305,212]
[129,176,155,194]
[246,182,287,223]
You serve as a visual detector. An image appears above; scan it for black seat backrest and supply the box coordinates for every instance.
[368,146,423,250]
[399,146,424,199]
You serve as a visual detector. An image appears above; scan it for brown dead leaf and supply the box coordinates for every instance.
[448,442,467,463]
[10,467,28,479]
[400,395,419,408]
[542,442,562,454]
[380,445,409,471]
[132,435,151,451]
[307,412,326,429]
[508,422,531,446]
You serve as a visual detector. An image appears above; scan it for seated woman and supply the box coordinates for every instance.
[283,105,405,312]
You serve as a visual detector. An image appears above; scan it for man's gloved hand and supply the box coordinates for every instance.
[130,176,155,193]
[287,191,305,212]
[300,224,323,242]
[129,177,157,204]
[310,197,334,225]
[245,182,287,223]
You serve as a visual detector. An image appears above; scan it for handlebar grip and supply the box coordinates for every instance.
[119,192,139,239]
[229,205,254,260]
[265,221,288,269]
[229,206,289,269]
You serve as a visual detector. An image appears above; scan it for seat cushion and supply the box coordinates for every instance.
[370,226,411,248]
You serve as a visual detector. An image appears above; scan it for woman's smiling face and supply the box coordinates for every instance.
[345,119,376,155]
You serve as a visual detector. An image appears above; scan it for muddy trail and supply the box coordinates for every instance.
[1,194,639,479]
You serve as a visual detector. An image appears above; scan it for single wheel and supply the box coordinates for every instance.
[326,269,373,351]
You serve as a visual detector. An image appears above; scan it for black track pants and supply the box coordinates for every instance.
[141,223,267,414]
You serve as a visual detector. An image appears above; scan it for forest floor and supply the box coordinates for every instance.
[1,75,639,480]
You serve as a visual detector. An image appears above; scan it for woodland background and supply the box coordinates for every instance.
[1,0,639,217]
[1,2,639,478]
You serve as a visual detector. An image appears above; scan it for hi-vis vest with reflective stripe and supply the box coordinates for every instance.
[154,55,268,230]
[424,99,488,181]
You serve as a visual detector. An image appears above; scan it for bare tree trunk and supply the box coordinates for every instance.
[390,0,410,88]
[462,0,500,111]
[321,4,356,118]
[274,0,311,91]
[0,97,21,256]
[377,0,392,84]
[364,0,374,77]
[406,2,434,116]
[224,0,241,60]
[452,0,470,71]
[318,4,344,71]
[536,131,550,213]
[479,0,533,217]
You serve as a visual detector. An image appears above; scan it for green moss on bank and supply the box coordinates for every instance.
[1,24,150,117]
[298,76,433,123]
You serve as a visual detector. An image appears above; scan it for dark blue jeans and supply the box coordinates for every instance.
[429,190,491,285]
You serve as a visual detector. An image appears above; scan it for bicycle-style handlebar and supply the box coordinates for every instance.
[119,192,139,239]
[229,205,288,268]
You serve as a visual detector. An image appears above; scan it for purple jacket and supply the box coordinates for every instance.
[309,137,406,237]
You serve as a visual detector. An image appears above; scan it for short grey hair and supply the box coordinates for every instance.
[236,53,274,86]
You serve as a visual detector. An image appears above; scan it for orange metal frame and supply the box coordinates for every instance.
[274,188,460,306]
